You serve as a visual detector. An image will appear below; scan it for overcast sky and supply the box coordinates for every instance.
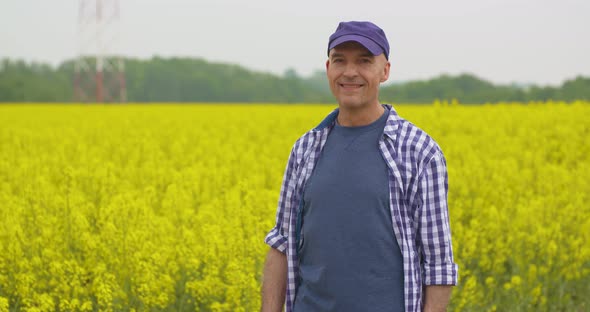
[1,0,589,85]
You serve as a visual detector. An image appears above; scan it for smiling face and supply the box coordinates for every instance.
[326,41,390,110]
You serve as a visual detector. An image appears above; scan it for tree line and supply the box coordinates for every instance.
[1,57,589,103]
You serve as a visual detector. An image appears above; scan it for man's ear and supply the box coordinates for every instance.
[325,59,330,71]
[380,61,391,83]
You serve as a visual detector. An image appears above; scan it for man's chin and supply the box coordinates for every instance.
[337,98,365,109]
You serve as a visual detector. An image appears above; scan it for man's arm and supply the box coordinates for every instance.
[261,248,287,312]
[423,285,453,312]
[262,143,299,311]
[416,150,458,309]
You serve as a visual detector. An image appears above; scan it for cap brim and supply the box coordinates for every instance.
[328,35,383,56]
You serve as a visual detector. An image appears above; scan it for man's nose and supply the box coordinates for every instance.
[342,63,359,78]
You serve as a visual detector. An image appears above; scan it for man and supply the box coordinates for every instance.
[261,21,458,312]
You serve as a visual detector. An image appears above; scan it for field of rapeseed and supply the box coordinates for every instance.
[0,102,589,311]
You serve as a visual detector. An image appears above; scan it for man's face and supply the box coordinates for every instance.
[326,41,390,109]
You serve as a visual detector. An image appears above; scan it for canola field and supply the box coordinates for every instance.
[0,102,589,312]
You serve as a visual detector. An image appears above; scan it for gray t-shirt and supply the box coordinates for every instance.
[293,107,405,312]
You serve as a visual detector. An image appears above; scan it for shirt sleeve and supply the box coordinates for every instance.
[264,146,297,254]
[417,150,459,286]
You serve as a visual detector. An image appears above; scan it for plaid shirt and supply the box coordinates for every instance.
[265,104,458,312]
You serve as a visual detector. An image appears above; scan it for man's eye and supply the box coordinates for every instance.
[361,59,371,63]
[333,59,343,63]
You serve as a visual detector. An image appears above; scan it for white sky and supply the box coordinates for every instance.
[1,0,589,85]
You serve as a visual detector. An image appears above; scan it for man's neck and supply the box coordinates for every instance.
[336,103,385,127]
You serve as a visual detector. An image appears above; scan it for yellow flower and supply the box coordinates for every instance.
[0,102,588,311]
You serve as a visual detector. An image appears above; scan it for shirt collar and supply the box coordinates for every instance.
[312,103,401,141]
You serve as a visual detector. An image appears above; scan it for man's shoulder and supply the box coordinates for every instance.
[287,105,446,164]
[290,129,320,158]
[394,117,444,163]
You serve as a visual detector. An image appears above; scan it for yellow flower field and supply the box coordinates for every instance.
[0,102,589,311]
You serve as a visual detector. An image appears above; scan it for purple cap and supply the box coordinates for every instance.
[328,21,390,60]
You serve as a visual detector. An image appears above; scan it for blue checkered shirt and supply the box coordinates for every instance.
[265,104,459,312]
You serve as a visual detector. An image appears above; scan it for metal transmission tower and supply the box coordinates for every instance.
[75,0,126,103]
